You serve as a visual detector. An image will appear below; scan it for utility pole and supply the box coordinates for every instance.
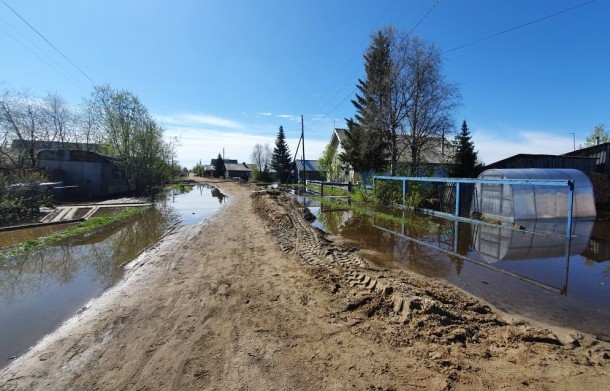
[301,115,306,184]
[568,133,575,150]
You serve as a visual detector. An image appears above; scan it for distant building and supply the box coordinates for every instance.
[224,162,254,180]
[294,160,324,183]
[327,128,453,180]
[484,153,597,173]
[563,142,610,174]
[37,149,133,198]
[2,139,100,169]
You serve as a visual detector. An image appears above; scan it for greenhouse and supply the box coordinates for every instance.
[474,168,597,222]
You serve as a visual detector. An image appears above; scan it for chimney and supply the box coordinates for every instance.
[596,136,600,145]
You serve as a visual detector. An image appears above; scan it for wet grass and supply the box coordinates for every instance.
[0,207,150,262]
[313,196,438,235]
[306,184,351,197]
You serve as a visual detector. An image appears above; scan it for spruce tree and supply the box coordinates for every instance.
[342,30,392,176]
[214,153,225,178]
[271,126,292,183]
[450,120,482,178]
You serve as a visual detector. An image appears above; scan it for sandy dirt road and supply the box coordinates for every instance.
[1,178,609,390]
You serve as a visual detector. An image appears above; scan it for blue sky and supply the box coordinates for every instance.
[1,0,609,168]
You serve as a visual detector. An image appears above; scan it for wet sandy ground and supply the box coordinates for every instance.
[1,178,609,390]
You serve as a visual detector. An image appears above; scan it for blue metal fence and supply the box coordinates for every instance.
[373,176,575,239]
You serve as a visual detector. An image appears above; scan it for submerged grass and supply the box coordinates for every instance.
[313,196,439,236]
[0,206,149,262]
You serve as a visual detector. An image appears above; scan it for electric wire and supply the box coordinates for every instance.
[322,0,441,119]
[0,14,89,91]
[0,0,95,85]
[444,0,597,53]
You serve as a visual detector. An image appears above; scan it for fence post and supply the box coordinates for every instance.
[566,180,574,239]
[455,182,461,217]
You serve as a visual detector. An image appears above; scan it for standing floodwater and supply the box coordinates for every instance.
[0,184,225,368]
[307,199,610,340]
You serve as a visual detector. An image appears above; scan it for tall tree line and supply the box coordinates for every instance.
[340,27,460,178]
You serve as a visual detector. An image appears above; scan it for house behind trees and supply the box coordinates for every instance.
[37,149,133,198]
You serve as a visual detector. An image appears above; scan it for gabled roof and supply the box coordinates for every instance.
[224,162,252,172]
[563,142,610,156]
[329,128,347,147]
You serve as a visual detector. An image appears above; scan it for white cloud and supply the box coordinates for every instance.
[165,126,327,168]
[155,113,244,129]
[258,112,272,116]
[473,129,579,166]
[276,114,298,121]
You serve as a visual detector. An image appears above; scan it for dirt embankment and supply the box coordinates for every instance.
[1,179,609,390]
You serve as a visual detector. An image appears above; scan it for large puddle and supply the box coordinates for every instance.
[303,197,610,340]
[0,184,225,368]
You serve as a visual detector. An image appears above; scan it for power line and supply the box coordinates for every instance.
[1,0,95,85]
[444,0,598,53]
[315,0,397,115]
[321,0,442,119]
[408,0,441,35]
[0,14,89,90]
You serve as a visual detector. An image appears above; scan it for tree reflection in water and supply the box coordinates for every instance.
[0,206,175,304]
[211,187,226,204]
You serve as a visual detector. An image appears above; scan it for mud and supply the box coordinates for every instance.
[0,179,609,390]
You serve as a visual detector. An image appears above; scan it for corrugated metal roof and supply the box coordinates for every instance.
[294,160,321,172]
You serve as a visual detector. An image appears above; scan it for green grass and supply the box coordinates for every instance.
[313,196,438,235]
[307,184,351,197]
[0,206,150,261]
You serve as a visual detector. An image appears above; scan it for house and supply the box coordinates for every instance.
[2,139,99,169]
[37,149,133,198]
[394,136,454,177]
[294,160,324,183]
[484,154,597,173]
[563,142,610,174]
[328,128,453,180]
[203,165,215,177]
[224,162,254,180]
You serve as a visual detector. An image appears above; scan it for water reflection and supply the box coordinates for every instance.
[0,184,225,367]
[473,219,593,262]
[306,198,610,339]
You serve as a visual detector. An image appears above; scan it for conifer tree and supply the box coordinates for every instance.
[271,126,292,183]
[214,153,225,178]
[341,30,391,176]
[450,120,482,178]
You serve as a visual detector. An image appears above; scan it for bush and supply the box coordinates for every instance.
[0,170,49,226]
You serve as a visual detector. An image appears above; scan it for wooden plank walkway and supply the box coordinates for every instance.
[39,203,151,224]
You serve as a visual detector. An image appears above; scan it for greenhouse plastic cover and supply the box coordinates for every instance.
[475,168,596,222]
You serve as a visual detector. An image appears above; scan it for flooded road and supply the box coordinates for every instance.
[306,198,610,340]
[0,184,225,368]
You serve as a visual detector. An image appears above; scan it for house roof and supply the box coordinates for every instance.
[329,129,452,165]
[294,159,322,172]
[224,163,251,172]
[11,139,99,151]
[329,128,347,146]
[37,149,119,163]
[563,142,610,156]
[211,158,238,166]
[484,153,597,171]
